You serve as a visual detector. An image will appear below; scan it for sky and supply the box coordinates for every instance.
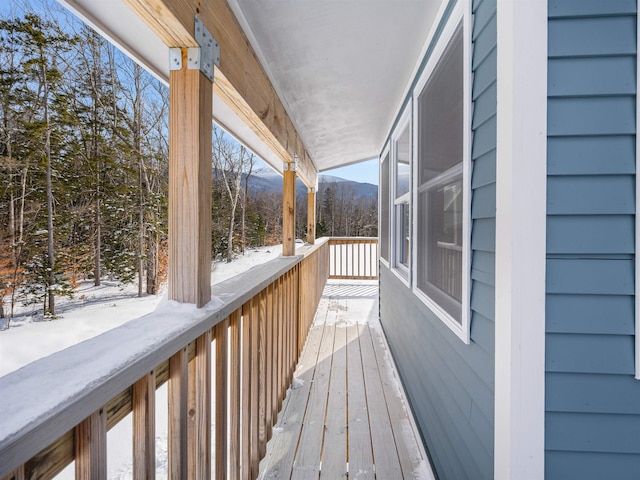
[323,158,379,185]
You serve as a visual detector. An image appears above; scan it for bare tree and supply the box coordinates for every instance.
[213,127,255,262]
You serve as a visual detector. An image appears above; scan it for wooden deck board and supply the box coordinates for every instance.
[259,281,434,480]
[321,321,348,478]
[290,310,336,479]
[359,322,403,478]
[258,319,325,478]
[346,324,375,479]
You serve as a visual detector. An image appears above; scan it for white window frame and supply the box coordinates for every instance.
[411,1,471,343]
[379,144,391,268]
[391,105,412,285]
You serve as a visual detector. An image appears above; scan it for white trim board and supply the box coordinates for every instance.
[379,143,391,266]
[634,0,640,380]
[390,104,412,288]
[494,1,547,479]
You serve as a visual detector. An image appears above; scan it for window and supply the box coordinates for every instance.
[392,107,411,280]
[380,150,390,262]
[413,8,470,341]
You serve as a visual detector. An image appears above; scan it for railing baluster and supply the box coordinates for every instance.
[169,348,188,480]
[3,466,25,480]
[266,284,274,437]
[187,331,211,480]
[215,319,229,480]
[250,297,260,478]
[286,270,293,382]
[228,310,241,480]
[258,290,267,458]
[241,302,251,480]
[133,372,156,480]
[75,409,107,480]
[276,277,284,410]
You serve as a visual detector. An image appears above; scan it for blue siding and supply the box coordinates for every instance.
[546,1,640,475]
[379,0,496,478]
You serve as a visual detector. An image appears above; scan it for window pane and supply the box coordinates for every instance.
[395,127,410,199]
[380,153,390,260]
[416,22,464,322]
[418,25,463,186]
[397,202,410,268]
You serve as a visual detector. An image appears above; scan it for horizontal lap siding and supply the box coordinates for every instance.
[379,0,495,479]
[546,2,640,478]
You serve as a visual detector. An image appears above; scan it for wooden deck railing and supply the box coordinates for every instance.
[328,237,378,280]
[0,239,330,480]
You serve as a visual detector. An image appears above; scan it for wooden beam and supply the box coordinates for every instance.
[307,188,315,245]
[168,48,212,307]
[282,163,296,256]
[121,0,318,188]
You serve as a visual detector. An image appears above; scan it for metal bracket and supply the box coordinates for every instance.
[308,187,315,194]
[169,48,182,70]
[283,157,298,172]
[193,14,220,81]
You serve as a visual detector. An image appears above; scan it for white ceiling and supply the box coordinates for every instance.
[57,0,444,173]
[228,0,445,171]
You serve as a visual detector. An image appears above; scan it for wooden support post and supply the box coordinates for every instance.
[169,349,188,480]
[75,409,107,480]
[133,372,156,480]
[169,48,213,307]
[307,188,315,245]
[282,161,296,256]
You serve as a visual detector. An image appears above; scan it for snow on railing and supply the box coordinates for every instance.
[0,239,330,480]
[328,237,379,280]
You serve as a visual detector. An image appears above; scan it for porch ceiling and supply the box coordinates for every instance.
[229,0,445,171]
[58,0,444,173]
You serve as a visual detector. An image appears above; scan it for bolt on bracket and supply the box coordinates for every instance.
[193,14,220,81]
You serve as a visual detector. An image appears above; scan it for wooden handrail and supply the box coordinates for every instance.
[328,237,379,280]
[0,239,330,480]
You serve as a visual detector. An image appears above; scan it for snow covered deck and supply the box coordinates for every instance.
[259,280,434,479]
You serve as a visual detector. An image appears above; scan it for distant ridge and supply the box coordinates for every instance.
[245,170,378,198]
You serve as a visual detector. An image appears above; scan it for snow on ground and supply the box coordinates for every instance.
[0,245,281,480]
[0,245,282,377]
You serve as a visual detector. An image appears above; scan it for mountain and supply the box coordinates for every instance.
[246,170,378,199]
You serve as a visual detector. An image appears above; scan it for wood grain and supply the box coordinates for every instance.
[169,348,188,479]
[74,409,106,480]
[168,50,212,306]
[215,319,229,480]
[188,331,212,479]
[228,310,241,480]
[282,166,296,256]
[133,372,156,480]
[307,190,316,245]
[241,301,252,480]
